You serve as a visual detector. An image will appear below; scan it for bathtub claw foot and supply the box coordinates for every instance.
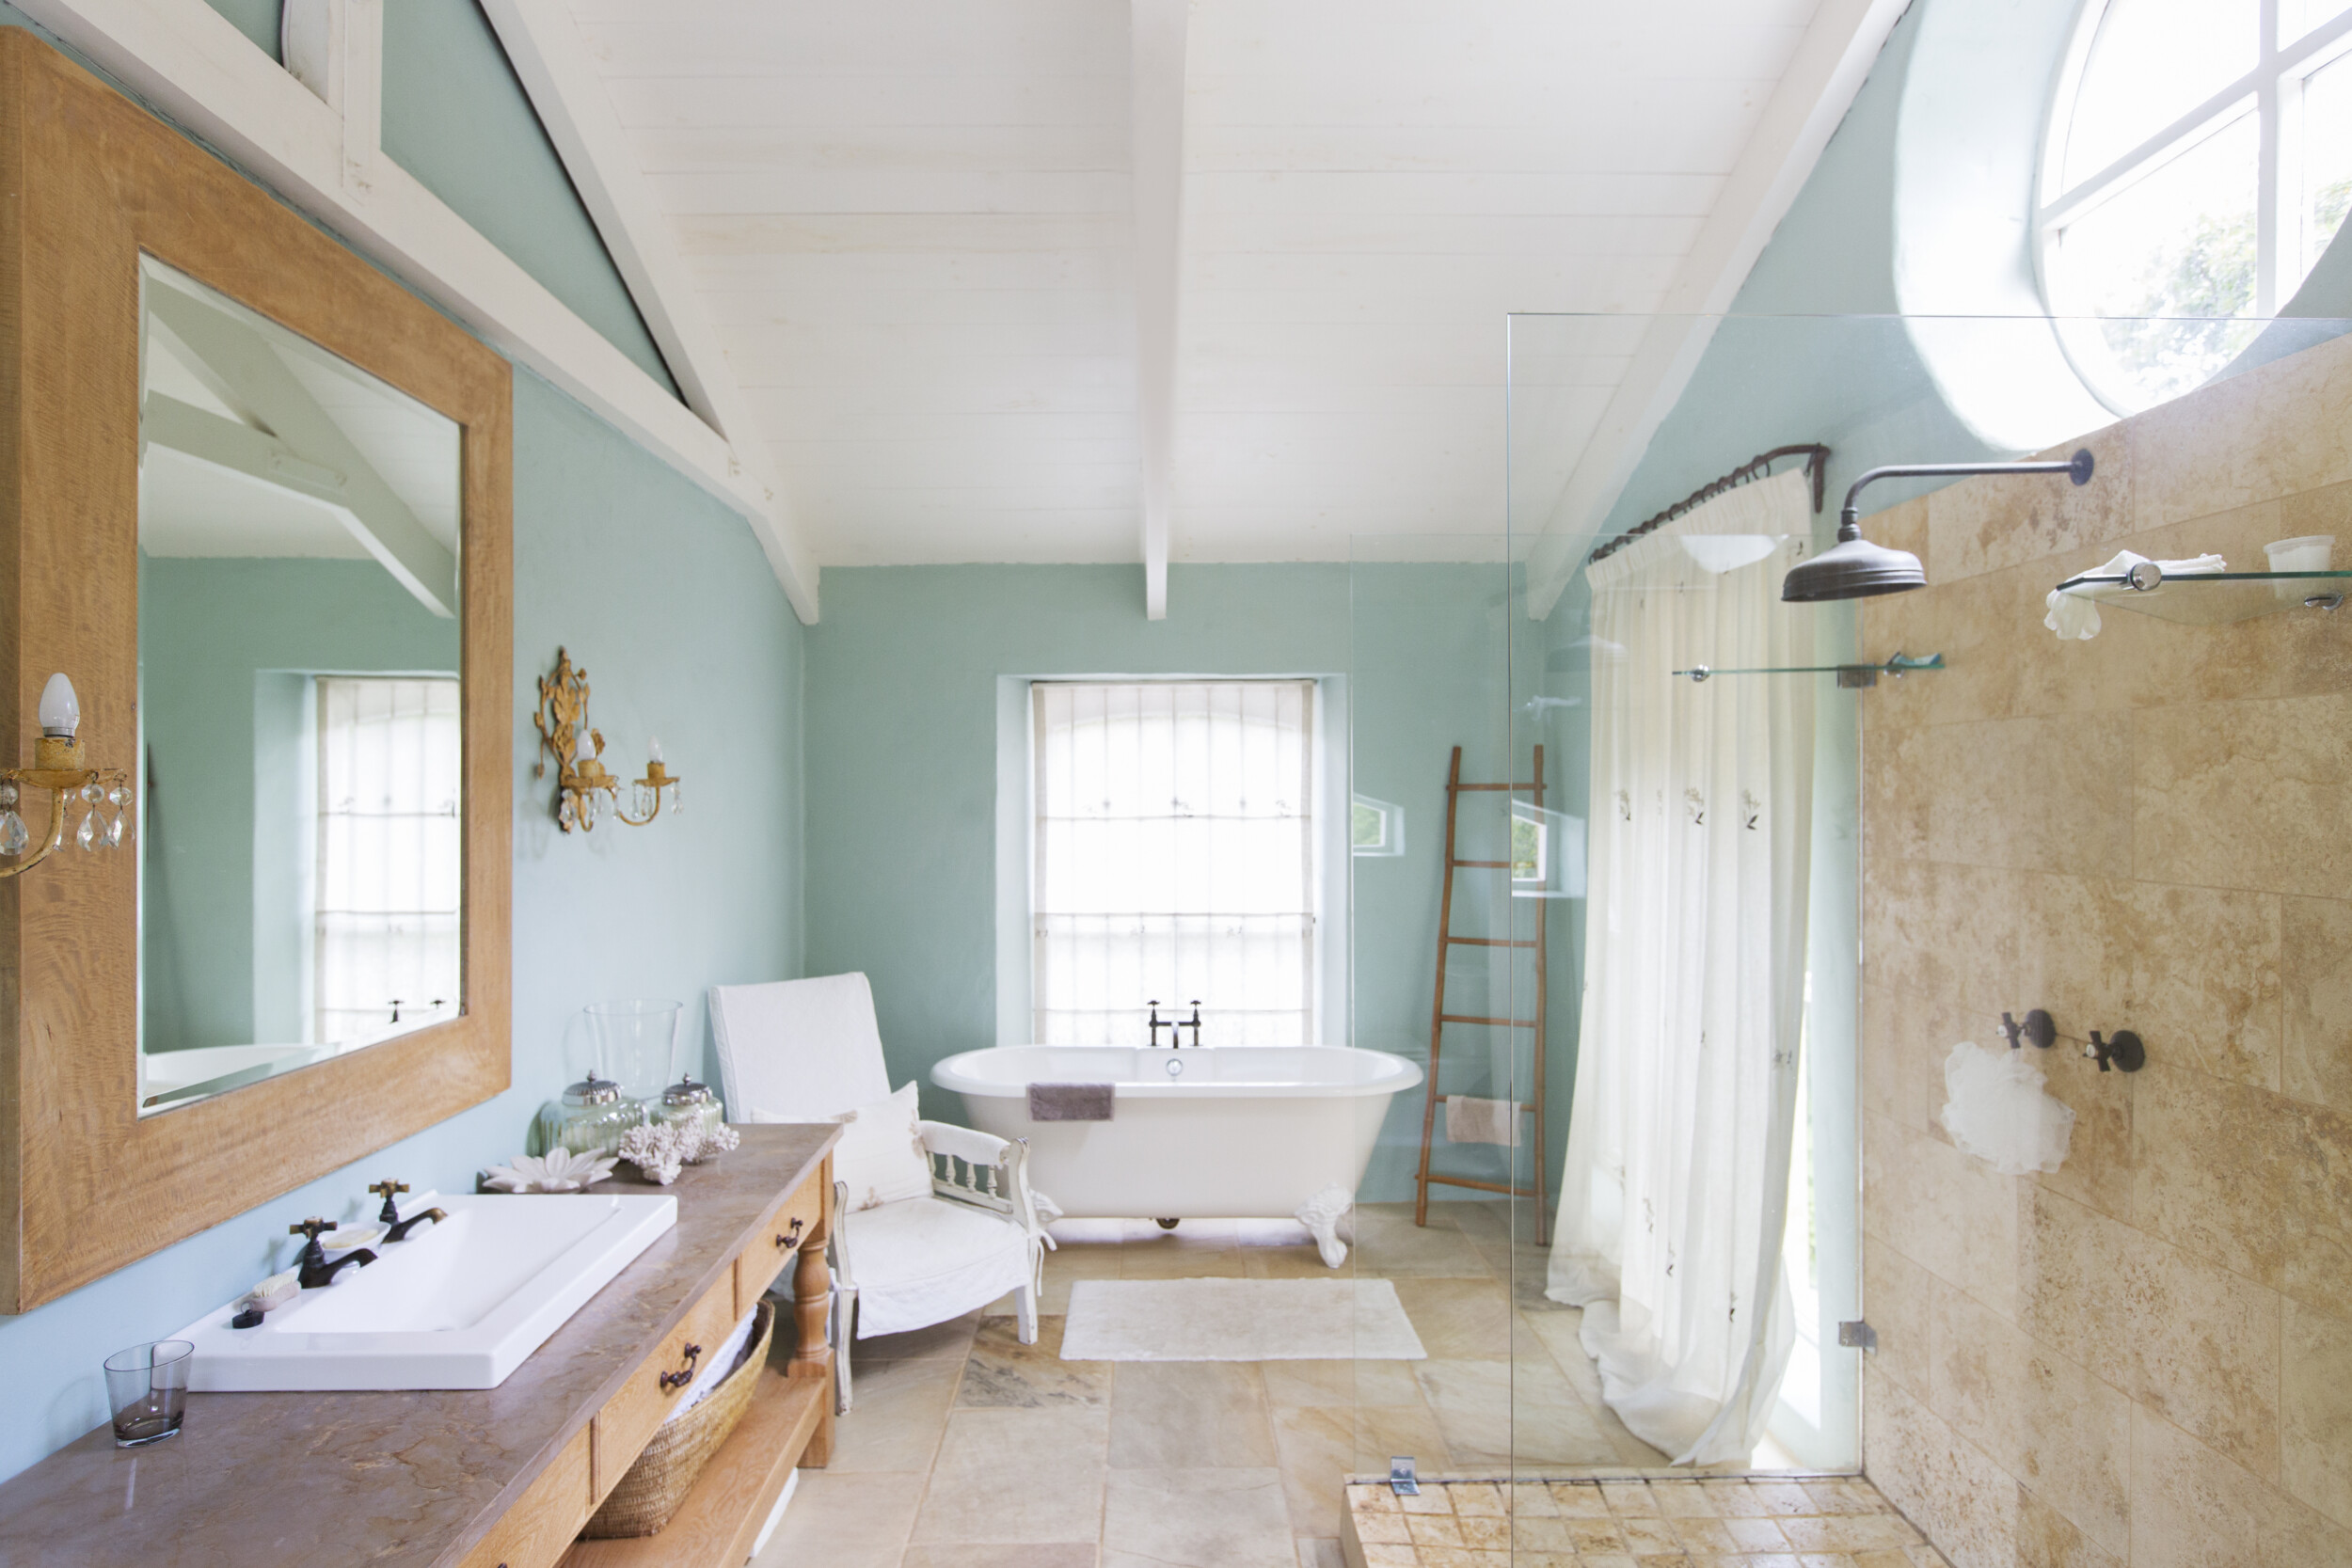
[1297,1184,1355,1268]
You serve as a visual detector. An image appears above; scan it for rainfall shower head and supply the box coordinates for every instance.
[1781,449,2095,604]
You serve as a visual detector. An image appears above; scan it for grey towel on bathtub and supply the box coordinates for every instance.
[1029,1082,1115,1121]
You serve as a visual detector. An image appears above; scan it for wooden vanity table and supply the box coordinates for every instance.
[0,1125,839,1568]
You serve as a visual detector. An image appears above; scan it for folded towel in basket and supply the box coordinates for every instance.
[1445,1094,1520,1147]
[1029,1082,1115,1121]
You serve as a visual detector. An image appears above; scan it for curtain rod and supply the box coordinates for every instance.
[1584,444,1830,565]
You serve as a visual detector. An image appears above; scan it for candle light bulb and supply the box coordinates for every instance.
[647,736,663,766]
[37,673,78,738]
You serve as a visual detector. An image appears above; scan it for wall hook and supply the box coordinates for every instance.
[1999,1009,2056,1051]
[2086,1030,2145,1073]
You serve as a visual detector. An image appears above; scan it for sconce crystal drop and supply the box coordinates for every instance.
[0,810,26,858]
[75,810,95,851]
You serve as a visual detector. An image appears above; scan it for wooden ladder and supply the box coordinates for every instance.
[1413,744,1549,1232]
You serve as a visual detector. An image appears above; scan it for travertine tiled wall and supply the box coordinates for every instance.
[1855,331,2352,1568]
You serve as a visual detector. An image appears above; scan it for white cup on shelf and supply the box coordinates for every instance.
[2265,534,2334,599]
[2266,534,2335,572]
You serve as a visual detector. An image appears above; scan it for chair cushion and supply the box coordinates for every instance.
[828,1082,933,1212]
[845,1196,1034,1339]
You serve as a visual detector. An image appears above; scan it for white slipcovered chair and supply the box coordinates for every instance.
[709,973,1048,1410]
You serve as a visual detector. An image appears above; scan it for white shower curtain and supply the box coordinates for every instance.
[1546,469,1816,1465]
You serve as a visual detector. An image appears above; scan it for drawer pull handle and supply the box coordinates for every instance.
[776,1217,804,1252]
[660,1343,703,1392]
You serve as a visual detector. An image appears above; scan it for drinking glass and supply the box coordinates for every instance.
[104,1340,192,1448]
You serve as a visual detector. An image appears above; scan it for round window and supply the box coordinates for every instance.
[2040,0,2352,412]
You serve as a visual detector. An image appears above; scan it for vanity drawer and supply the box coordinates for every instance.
[460,1424,590,1568]
[736,1164,826,1309]
[590,1272,739,1503]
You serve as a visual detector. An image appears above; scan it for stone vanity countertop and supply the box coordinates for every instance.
[0,1123,839,1568]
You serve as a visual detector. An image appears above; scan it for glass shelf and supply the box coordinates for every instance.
[2050,569,2352,626]
[1671,653,1944,686]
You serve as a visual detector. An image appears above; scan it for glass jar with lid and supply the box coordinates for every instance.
[654,1074,726,1140]
[540,1072,644,1156]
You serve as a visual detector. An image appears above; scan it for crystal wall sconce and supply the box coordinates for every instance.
[532,648,682,832]
[0,673,132,874]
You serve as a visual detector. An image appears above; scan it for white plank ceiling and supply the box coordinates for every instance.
[564,0,1824,568]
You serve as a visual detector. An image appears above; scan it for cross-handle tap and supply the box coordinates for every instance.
[1998,1009,2055,1051]
[1183,1001,1202,1048]
[2085,1029,2146,1073]
[1147,1000,1171,1048]
[369,1179,411,1224]
[290,1217,375,1289]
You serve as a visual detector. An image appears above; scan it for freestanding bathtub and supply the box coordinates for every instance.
[930,1045,1422,1266]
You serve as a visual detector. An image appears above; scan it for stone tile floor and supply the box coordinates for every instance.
[1343,1476,1954,1566]
[754,1202,1900,1567]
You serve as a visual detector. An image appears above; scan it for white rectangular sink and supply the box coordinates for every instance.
[173,1191,677,1391]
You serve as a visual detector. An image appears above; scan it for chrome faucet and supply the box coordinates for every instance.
[1147,1000,1171,1048]
[290,1218,375,1289]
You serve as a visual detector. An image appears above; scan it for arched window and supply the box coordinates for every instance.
[2040,0,2352,412]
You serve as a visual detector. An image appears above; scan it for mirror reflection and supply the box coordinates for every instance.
[136,259,464,1114]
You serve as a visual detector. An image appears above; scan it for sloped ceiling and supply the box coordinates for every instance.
[564,0,1841,568]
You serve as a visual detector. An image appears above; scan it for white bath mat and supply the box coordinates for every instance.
[1060,1278,1427,1362]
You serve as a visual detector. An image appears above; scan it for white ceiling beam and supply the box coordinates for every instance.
[474,0,817,617]
[145,392,353,512]
[148,287,459,616]
[1521,0,1913,620]
[142,393,440,589]
[13,0,818,622]
[1130,0,1188,621]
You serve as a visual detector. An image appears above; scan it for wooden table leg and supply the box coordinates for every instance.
[786,1154,834,1466]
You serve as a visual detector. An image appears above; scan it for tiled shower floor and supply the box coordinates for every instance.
[1343,1476,1950,1566]
[755,1203,1927,1567]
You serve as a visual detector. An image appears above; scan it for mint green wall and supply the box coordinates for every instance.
[138,556,459,1053]
[380,0,679,396]
[0,9,802,1487]
[803,562,1534,1206]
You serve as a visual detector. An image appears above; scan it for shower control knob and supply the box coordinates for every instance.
[2086,1029,2145,1073]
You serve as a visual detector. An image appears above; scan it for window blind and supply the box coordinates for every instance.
[315,676,462,1043]
[1032,680,1315,1047]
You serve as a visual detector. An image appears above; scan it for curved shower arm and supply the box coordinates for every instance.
[1836,450,2094,532]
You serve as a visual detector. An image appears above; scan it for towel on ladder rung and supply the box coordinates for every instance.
[1444,1094,1520,1147]
[1029,1082,1115,1121]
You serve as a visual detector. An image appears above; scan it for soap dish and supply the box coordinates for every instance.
[240,1268,298,1313]
[323,1226,383,1251]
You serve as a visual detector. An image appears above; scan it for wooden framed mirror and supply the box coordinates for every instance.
[0,31,513,1312]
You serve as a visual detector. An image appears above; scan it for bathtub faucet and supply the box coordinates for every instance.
[1182,1001,1202,1048]
[1147,1000,1170,1048]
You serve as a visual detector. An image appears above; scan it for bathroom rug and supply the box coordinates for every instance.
[1059,1277,1426,1361]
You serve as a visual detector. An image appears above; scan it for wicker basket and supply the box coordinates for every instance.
[583,1299,775,1539]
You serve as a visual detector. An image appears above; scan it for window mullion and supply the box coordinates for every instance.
[2041,88,2262,230]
